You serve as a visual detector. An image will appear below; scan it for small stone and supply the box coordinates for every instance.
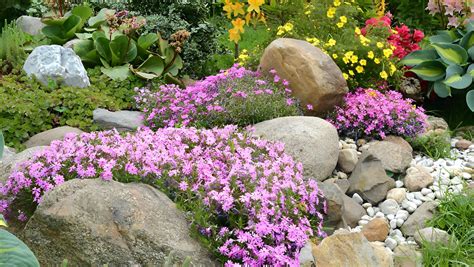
[395,210,409,221]
[391,229,403,238]
[338,149,359,173]
[451,176,462,185]
[352,193,364,205]
[386,188,406,203]
[421,188,432,195]
[362,203,372,208]
[414,227,452,246]
[379,199,400,215]
[361,215,372,221]
[407,205,417,213]
[426,193,436,200]
[414,192,424,200]
[455,139,472,150]
[387,214,395,221]
[395,180,404,188]
[367,207,375,217]
[404,166,434,192]
[406,193,415,201]
[356,139,367,147]
[394,244,423,267]
[337,171,348,179]
[358,220,369,226]
[412,199,422,207]
[390,219,397,229]
[461,172,471,179]
[362,218,390,242]
[375,212,385,218]
[396,218,404,227]
[385,237,398,250]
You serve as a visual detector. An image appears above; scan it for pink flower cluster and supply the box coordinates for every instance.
[135,65,302,129]
[362,13,425,58]
[328,88,427,139]
[0,127,326,266]
[427,0,473,27]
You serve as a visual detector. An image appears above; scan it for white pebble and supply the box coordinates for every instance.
[387,214,395,221]
[412,199,422,206]
[358,220,369,226]
[406,193,415,201]
[361,215,372,221]
[390,219,397,229]
[426,193,436,200]
[352,193,363,204]
[375,212,385,218]
[421,188,432,195]
[362,203,372,208]
[451,176,462,185]
[395,181,404,188]
[395,210,409,221]
[462,172,471,179]
[396,218,404,227]
[367,207,375,217]
[385,237,398,250]
[407,205,417,213]
[390,229,403,238]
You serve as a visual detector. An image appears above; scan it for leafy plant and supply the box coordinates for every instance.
[27,0,50,17]
[0,214,40,266]
[402,21,474,111]
[409,130,452,159]
[0,0,30,28]
[41,4,93,45]
[0,21,29,73]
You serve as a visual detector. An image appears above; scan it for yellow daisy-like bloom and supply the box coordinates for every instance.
[380,71,388,80]
[376,42,384,48]
[342,73,349,80]
[355,27,361,35]
[359,35,371,46]
[350,55,358,64]
[342,57,350,64]
[368,51,375,59]
[359,59,367,66]
[327,7,336,18]
[349,70,355,76]
[283,22,294,31]
[383,48,393,58]
[339,16,347,23]
[374,58,381,64]
[332,53,338,59]
[326,38,336,47]
[277,29,285,36]
[344,51,354,58]
[356,66,364,73]
[389,63,397,75]
[337,22,345,28]
[334,0,341,7]
[305,10,311,15]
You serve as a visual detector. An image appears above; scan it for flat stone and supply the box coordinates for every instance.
[338,149,358,173]
[414,227,451,246]
[404,166,434,192]
[24,126,83,148]
[394,244,423,267]
[16,16,45,35]
[379,199,400,215]
[401,201,438,236]
[93,109,144,132]
[366,136,413,173]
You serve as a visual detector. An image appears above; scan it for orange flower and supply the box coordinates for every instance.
[248,0,264,13]
[232,2,245,16]
[232,18,246,33]
[229,28,241,43]
[223,0,233,18]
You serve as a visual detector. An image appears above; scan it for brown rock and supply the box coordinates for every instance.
[259,38,348,116]
[401,201,438,236]
[455,139,472,150]
[365,137,413,173]
[371,241,395,267]
[362,218,390,242]
[394,244,423,267]
[386,188,407,203]
[404,166,434,192]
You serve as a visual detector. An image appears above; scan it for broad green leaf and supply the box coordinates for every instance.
[134,71,158,80]
[74,40,99,64]
[434,81,451,97]
[101,65,132,81]
[71,5,93,29]
[466,21,474,33]
[446,64,464,78]
[409,61,446,81]
[92,31,107,40]
[95,36,112,63]
[467,64,474,77]
[460,31,474,49]
[138,33,159,50]
[110,35,137,65]
[136,55,165,77]
[432,43,468,65]
[63,15,82,40]
[444,74,472,89]
[88,8,114,28]
[41,16,67,26]
[0,229,40,267]
[163,47,176,65]
[430,30,457,43]
[42,26,67,44]
[467,90,474,112]
[400,50,439,67]
[469,46,474,61]
[75,33,93,40]
[167,55,183,76]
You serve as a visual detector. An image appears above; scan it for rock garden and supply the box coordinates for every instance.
[0,0,473,266]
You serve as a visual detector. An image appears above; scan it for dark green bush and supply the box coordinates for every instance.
[0,0,31,28]
[389,0,442,35]
[0,67,142,149]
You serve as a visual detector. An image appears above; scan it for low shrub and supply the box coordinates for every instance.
[0,21,29,74]
[328,88,427,139]
[0,68,142,149]
[135,65,303,129]
[409,131,452,160]
[0,126,326,265]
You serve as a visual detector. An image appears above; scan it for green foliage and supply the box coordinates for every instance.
[41,5,93,45]
[0,21,29,72]
[409,131,452,160]
[0,215,40,267]
[402,22,474,112]
[389,0,441,35]
[0,0,31,28]
[422,190,474,266]
[0,67,142,149]
[27,0,50,17]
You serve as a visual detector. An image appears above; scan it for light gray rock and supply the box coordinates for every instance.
[0,146,47,183]
[23,45,90,88]
[365,137,413,173]
[335,179,350,193]
[252,116,339,181]
[379,199,400,216]
[16,16,45,35]
[348,152,396,204]
[401,201,438,236]
[299,241,315,267]
[93,109,144,132]
[414,227,451,246]
[404,166,434,192]
[342,195,367,228]
[318,182,346,230]
[338,149,358,173]
[22,179,215,266]
[394,244,423,267]
[24,126,83,148]
[0,146,16,162]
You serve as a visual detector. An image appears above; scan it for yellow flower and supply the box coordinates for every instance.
[344,51,354,58]
[376,42,384,48]
[368,51,375,59]
[305,10,311,15]
[332,53,338,59]
[238,53,249,61]
[383,48,393,58]
[334,0,341,7]
[359,59,367,66]
[229,28,241,43]
[327,7,336,18]
[343,57,350,64]
[232,18,246,33]
[283,22,294,31]
[359,35,371,46]
[355,27,361,35]
[232,2,245,17]
[339,16,347,23]
[342,73,349,80]
[367,90,377,97]
[337,22,345,28]
[277,28,285,36]
[349,70,355,76]
[374,58,381,64]
[350,55,358,64]
[248,0,264,13]
[223,0,233,18]
[380,71,388,80]
[356,65,364,73]
[389,63,397,75]
[326,38,336,47]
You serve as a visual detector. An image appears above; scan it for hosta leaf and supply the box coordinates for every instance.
[430,30,457,43]
[460,31,474,49]
[445,64,464,78]
[432,43,468,65]
[469,46,474,61]
[409,61,446,81]
[444,74,472,89]
[467,90,474,112]
[400,50,439,67]
[434,81,451,98]
[467,64,474,77]
[0,229,40,267]
[101,65,132,81]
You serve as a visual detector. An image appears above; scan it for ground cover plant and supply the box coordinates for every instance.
[135,64,303,129]
[328,88,427,139]
[0,126,327,266]
[409,130,452,159]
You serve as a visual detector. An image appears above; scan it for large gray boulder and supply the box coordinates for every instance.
[93,109,144,132]
[16,16,45,35]
[348,152,396,204]
[22,179,215,266]
[24,126,83,148]
[0,146,47,184]
[252,116,339,181]
[23,45,90,88]
[259,38,348,116]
